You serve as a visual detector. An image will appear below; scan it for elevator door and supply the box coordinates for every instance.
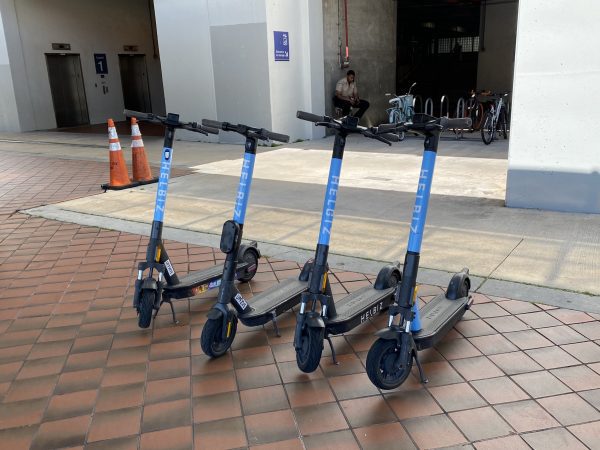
[119,54,152,113]
[46,54,90,128]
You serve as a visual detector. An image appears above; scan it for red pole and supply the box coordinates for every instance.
[344,0,349,59]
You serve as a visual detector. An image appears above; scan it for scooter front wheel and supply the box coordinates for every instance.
[366,338,413,390]
[296,326,324,373]
[137,290,155,329]
[201,316,237,357]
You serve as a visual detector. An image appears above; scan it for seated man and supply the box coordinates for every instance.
[333,70,370,121]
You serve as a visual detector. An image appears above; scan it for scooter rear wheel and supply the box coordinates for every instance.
[138,290,155,329]
[296,326,324,373]
[201,316,237,357]
[366,338,413,390]
[238,249,259,283]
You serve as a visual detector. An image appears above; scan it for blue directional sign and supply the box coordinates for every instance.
[274,31,289,61]
[94,53,108,74]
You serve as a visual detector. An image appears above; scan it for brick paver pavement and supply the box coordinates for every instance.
[1,149,600,449]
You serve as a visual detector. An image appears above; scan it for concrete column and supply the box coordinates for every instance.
[322,0,396,127]
[476,1,518,94]
[507,0,600,213]
[0,5,20,131]
[266,0,325,140]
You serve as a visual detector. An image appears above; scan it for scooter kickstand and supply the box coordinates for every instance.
[414,351,428,384]
[162,299,179,325]
[325,334,339,365]
[270,312,281,337]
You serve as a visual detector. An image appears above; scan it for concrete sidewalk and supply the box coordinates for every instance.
[12,130,598,298]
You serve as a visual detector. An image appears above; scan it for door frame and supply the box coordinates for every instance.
[118,53,153,112]
[45,52,90,128]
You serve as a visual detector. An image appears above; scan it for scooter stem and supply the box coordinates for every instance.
[309,132,346,294]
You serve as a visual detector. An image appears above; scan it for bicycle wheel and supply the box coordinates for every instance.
[473,103,485,130]
[499,108,508,139]
[481,112,495,145]
[393,110,405,141]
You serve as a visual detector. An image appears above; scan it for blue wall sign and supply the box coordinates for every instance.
[274,31,289,61]
[94,53,108,74]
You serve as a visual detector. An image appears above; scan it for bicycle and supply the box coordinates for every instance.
[481,93,509,145]
[386,82,416,141]
[464,90,487,131]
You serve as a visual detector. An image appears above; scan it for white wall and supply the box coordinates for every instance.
[506,0,600,213]
[266,0,325,140]
[155,0,323,142]
[153,0,217,142]
[1,0,165,131]
[0,5,20,131]
[476,1,518,94]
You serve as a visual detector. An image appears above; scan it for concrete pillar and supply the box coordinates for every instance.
[476,1,518,94]
[506,0,600,213]
[0,6,20,131]
[0,0,34,132]
[322,0,396,127]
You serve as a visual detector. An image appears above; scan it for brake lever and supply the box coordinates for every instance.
[315,121,341,130]
[363,131,392,146]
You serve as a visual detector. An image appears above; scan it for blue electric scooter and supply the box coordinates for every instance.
[198,119,299,357]
[126,110,261,328]
[292,112,404,373]
[366,114,473,389]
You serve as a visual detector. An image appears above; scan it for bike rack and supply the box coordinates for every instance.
[455,97,466,118]
[440,95,450,118]
[424,97,433,116]
[413,95,423,114]
[453,97,466,141]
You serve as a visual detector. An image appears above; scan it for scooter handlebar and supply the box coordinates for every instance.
[263,130,290,143]
[202,119,289,142]
[379,132,400,143]
[376,123,400,133]
[297,111,328,123]
[440,117,472,130]
[201,119,224,130]
[124,109,157,122]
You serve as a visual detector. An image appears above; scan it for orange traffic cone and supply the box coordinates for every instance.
[131,117,155,183]
[101,119,134,190]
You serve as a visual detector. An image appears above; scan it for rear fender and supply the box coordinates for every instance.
[238,243,261,261]
[374,263,402,290]
[446,268,471,300]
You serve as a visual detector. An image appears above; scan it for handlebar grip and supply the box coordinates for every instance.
[182,123,219,135]
[440,117,472,130]
[201,126,219,135]
[377,123,400,133]
[123,109,153,120]
[201,119,224,130]
[297,111,326,123]
[264,130,290,143]
[380,133,400,143]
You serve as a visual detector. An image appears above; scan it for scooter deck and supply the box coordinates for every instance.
[326,286,396,335]
[163,261,251,299]
[239,278,308,327]
[413,293,470,351]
